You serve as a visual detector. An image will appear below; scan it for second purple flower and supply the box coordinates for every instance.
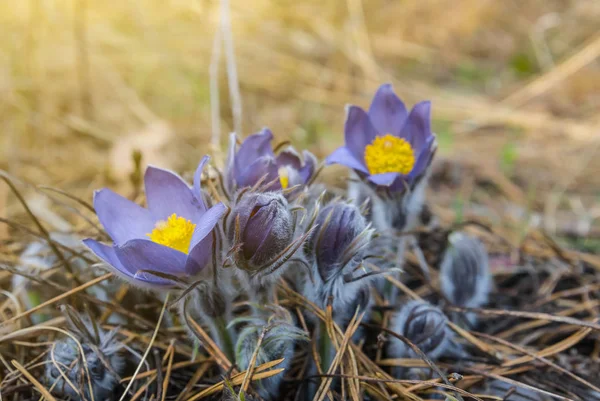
[224,129,317,193]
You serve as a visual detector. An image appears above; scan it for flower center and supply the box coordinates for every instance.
[364,134,415,175]
[278,166,289,189]
[147,213,196,254]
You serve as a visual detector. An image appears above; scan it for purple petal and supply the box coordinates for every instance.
[401,101,432,151]
[237,156,280,189]
[192,156,210,212]
[408,136,436,180]
[368,172,401,187]
[93,189,154,246]
[243,206,276,262]
[299,150,317,184]
[144,166,203,222]
[84,239,173,287]
[186,203,227,275]
[234,128,275,175]
[368,84,408,136]
[83,239,135,276]
[115,239,188,279]
[276,149,302,170]
[344,105,378,160]
[325,147,368,174]
[132,271,174,286]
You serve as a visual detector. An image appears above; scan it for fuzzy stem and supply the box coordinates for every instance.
[212,314,235,362]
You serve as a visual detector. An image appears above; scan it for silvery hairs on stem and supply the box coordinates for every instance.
[348,169,430,234]
[440,232,492,326]
[231,305,308,401]
[224,188,313,297]
[302,200,376,326]
[46,306,125,401]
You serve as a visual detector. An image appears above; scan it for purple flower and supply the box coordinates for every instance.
[83,156,226,289]
[326,84,436,190]
[227,192,293,272]
[224,129,317,193]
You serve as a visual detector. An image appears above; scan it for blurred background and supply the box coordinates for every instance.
[1,0,600,248]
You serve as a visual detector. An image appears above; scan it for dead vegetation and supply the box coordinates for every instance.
[1,1,600,400]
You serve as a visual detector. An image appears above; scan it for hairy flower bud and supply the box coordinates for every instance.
[440,232,492,315]
[228,192,294,272]
[46,321,125,401]
[303,202,375,325]
[388,300,449,360]
[234,308,306,401]
[310,202,369,281]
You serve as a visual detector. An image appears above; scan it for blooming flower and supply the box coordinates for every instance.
[224,129,316,193]
[326,84,436,190]
[83,156,226,288]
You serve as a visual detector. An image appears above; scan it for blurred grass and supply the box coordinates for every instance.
[1,0,600,230]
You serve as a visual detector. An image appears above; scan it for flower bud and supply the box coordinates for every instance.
[309,202,369,281]
[234,308,306,401]
[46,322,125,401]
[440,232,491,310]
[228,192,294,272]
[388,300,449,360]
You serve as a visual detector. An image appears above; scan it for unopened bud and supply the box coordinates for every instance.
[228,192,294,271]
[440,232,491,309]
[388,300,449,360]
[309,202,369,281]
[46,324,124,401]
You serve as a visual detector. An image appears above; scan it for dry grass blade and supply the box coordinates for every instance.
[502,326,592,367]
[313,310,364,401]
[11,360,57,401]
[184,311,234,372]
[0,273,112,327]
[186,358,286,400]
[446,306,600,332]
[238,325,268,396]
[119,293,170,401]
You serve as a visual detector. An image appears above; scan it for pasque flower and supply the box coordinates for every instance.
[326,84,436,190]
[83,156,226,288]
[304,202,374,324]
[227,192,294,273]
[46,308,125,401]
[440,232,491,308]
[388,300,449,360]
[309,202,372,282]
[224,129,316,193]
[440,232,492,326]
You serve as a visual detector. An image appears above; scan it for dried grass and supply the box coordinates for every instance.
[1,1,600,400]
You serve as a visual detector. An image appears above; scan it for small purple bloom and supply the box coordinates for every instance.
[326,84,436,190]
[83,156,226,289]
[224,129,317,193]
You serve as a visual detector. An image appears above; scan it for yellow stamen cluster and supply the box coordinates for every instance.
[278,166,290,189]
[147,213,196,254]
[364,134,415,175]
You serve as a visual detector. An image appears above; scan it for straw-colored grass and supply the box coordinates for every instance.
[1,1,600,400]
